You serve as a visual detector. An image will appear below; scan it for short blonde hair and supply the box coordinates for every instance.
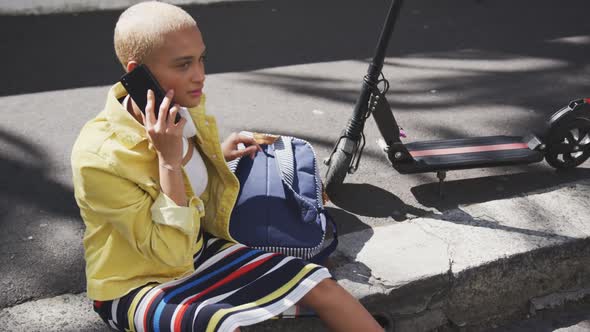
[114,1,197,69]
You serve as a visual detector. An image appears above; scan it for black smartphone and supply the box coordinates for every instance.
[119,64,181,123]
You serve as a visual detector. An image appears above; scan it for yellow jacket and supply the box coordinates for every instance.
[71,82,239,301]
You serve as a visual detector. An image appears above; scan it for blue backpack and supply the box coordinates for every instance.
[227,133,338,264]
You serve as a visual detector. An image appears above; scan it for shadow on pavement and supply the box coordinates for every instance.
[0,127,84,309]
[328,183,431,222]
[435,207,576,241]
[2,0,589,99]
[406,168,590,239]
[323,207,377,290]
[411,168,590,211]
[490,295,590,332]
[0,127,79,226]
[1,0,387,96]
[326,170,588,241]
[325,206,372,236]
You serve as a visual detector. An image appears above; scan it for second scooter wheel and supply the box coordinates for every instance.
[324,140,354,197]
[545,117,590,169]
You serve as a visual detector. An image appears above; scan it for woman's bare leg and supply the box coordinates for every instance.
[298,279,383,332]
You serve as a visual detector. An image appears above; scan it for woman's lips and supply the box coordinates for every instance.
[189,89,202,97]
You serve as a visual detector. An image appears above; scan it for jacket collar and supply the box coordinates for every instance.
[104,82,207,149]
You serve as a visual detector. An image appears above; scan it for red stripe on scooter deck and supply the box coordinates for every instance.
[409,143,530,157]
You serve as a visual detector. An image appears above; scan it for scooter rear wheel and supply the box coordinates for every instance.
[545,117,590,169]
[324,141,354,197]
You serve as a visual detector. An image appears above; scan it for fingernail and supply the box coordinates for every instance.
[168,89,174,96]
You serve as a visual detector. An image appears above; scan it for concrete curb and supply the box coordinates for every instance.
[2,240,588,332]
[248,239,590,332]
[246,181,590,331]
[2,180,589,331]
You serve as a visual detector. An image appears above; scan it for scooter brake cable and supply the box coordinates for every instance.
[349,72,389,173]
[326,72,391,174]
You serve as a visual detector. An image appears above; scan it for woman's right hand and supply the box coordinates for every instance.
[142,89,188,169]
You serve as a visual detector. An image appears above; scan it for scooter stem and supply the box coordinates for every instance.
[345,0,404,140]
[370,0,404,81]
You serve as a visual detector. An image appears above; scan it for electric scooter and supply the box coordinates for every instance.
[323,0,590,197]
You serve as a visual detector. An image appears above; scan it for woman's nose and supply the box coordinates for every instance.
[191,65,205,83]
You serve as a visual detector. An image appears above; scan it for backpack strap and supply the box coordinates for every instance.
[273,136,295,188]
[273,136,322,224]
[274,136,323,208]
[309,210,338,265]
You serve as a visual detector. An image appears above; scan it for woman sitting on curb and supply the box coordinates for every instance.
[71,2,383,331]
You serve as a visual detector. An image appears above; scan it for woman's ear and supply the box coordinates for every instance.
[126,61,139,73]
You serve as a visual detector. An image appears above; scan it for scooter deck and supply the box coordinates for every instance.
[393,135,544,174]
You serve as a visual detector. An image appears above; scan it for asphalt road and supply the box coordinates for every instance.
[1,0,589,316]
[0,0,255,15]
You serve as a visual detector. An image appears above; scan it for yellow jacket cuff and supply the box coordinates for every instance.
[150,191,203,235]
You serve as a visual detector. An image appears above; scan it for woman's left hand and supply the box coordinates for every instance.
[221,132,262,161]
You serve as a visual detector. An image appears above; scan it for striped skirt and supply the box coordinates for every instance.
[93,234,331,332]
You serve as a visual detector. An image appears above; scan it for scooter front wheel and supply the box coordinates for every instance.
[545,117,590,169]
[324,140,354,197]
